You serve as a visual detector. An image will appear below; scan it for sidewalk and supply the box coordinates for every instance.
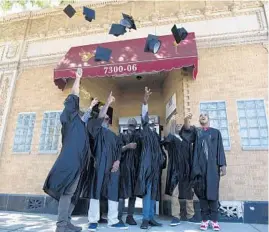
[0,211,267,232]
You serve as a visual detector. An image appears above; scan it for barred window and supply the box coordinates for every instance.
[13,113,36,153]
[237,99,268,150]
[200,101,231,150]
[39,111,61,153]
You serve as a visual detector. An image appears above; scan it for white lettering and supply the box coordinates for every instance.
[103,64,138,74]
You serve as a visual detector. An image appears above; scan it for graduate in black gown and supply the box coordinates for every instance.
[162,123,194,226]
[86,92,128,231]
[118,118,141,225]
[183,113,227,231]
[43,68,93,232]
[135,87,165,229]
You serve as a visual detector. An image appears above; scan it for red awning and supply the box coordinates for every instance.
[54,32,198,90]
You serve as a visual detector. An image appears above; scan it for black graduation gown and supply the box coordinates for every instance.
[191,127,226,201]
[119,131,142,199]
[43,94,89,204]
[86,118,122,201]
[163,134,193,199]
[134,113,165,201]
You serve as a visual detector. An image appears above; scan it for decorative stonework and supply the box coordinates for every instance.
[0,71,17,155]
[262,42,268,52]
[15,6,267,70]
[0,72,12,130]
[0,1,266,43]
[183,76,191,116]
[0,46,5,61]
[219,201,244,219]
[6,43,19,59]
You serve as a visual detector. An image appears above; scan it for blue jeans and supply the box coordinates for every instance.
[142,183,156,220]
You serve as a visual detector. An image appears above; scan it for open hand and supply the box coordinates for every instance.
[111,160,120,172]
[144,87,152,103]
[107,91,115,105]
[127,142,137,149]
[76,68,83,79]
[220,166,227,176]
[90,97,99,108]
[184,112,193,121]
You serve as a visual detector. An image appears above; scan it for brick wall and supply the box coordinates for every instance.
[188,44,268,201]
[0,44,267,201]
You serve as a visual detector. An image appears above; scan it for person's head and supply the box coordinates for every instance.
[99,105,110,128]
[175,123,182,134]
[199,113,209,127]
[149,118,156,131]
[102,114,110,128]
[127,118,137,133]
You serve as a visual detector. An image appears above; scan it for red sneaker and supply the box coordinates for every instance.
[200,220,209,231]
[211,221,221,231]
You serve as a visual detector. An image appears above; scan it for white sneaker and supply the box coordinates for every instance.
[200,220,209,231]
[211,221,221,231]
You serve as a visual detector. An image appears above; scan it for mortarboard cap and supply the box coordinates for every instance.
[94,46,112,62]
[83,7,95,22]
[109,24,127,37]
[63,4,76,18]
[120,13,136,30]
[144,34,161,54]
[171,25,188,44]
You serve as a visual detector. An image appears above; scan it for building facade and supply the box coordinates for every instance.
[0,0,268,223]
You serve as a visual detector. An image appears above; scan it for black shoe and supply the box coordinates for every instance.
[126,215,137,225]
[187,216,197,223]
[98,217,108,224]
[118,218,124,224]
[140,220,149,229]
[149,219,162,227]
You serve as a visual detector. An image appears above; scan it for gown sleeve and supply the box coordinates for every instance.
[87,118,103,139]
[217,130,227,167]
[191,130,201,180]
[60,94,79,124]
[141,104,149,127]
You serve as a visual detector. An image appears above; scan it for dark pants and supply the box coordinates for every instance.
[57,176,80,226]
[199,199,218,221]
[118,197,136,219]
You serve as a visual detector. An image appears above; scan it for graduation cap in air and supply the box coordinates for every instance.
[94,46,112,62]
[63,4,76,18]
[171,25,188,44]
[144,34,161,54]
[83,7,95,22]
[120,13,136,30]
[109,24,127,37]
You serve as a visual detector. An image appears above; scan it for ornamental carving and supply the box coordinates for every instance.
[0,46,5,61]
[6,43,19,59]
[0,73,12,128]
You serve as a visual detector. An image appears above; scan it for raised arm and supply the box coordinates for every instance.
[141,86,152,119]
[71,68,83,96]
[98,91,115,118]
[81,97,99,123]
[183,112,193,130]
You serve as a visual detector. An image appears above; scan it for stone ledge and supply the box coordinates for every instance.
[0,194,267,224]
